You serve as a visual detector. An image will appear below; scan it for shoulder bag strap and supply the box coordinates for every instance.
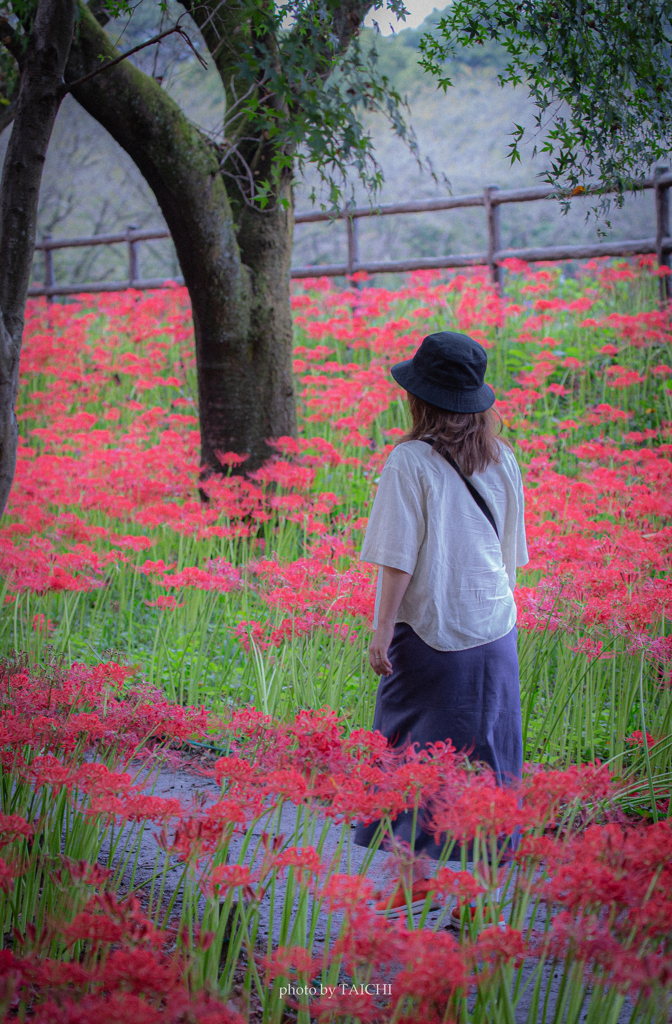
[420,438,499,540]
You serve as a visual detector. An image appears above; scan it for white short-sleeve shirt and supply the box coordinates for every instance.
[360,440,529,651]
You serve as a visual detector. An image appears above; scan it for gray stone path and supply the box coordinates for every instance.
[102,753,635,1023]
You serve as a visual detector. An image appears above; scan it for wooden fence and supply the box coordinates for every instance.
[28,170,672,301]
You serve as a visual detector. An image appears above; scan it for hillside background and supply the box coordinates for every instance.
[0,2,656,288]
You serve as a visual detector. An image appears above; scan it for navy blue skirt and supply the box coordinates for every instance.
[353,622,522,861]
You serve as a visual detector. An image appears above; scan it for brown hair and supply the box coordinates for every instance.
[400,392,510,476]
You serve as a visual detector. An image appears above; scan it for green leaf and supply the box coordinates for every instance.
[419,0,672,219]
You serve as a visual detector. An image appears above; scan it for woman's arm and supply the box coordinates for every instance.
[369,565,412,676]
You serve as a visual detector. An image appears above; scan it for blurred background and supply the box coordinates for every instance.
[0,1,655,290]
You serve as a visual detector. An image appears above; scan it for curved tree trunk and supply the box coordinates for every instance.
[65,8,296,478]
[0,0,75,518]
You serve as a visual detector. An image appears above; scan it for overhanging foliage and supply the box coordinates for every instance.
[419,0,672,216]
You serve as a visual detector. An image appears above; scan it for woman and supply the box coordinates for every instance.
[353,330,528,923]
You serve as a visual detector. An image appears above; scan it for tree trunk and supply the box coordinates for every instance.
[0,0,75,518]
[65,9,296,478]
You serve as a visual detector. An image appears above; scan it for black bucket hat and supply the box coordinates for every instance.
[391,331,495,413]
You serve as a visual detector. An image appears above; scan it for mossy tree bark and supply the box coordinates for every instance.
[0,0,75,518]
[1,0,378,498]
[65,5,296,480]
[65,0,371,480]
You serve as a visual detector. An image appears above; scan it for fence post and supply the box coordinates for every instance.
[127,224,139,287]
[346,206,359,284]
[655,167,670,304]
[484,185,502,289]
[43,234,55,304]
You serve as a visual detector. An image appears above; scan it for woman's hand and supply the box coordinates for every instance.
[369,622,395,676]
[369,566,413,676]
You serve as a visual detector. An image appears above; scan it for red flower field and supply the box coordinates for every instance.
[0,257,670,1020]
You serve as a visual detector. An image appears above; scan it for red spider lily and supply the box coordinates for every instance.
[0,814,33,845]
[570,637,613,660]
[26,985,242,1024]
[518,763,615,830]
[470,926,528,979]
[61,909,129,949]
[169,799,248,864]
[432,868,486,905]
[0,662,208,765]
[234,613,342,652]
[205,864,258,902]
[233,620,267,652]
[310,907,468,1022]
[307,991,385,1024]
[145,595,184,610]
[625,730,657,748]
[89,791,183,825]
[527,819,672,943]
[263,944,320,982]
[0,668,667,1012]
[323,771,413,825]
[88,662,137,689]
[320,873,376,911]
[429,771,522,844]
[271,845,323,883]
[31,613,54,633]
[98,947,180,997]
[389,927,467,1010]
[135,559,177,575]
[0,857,25,892]
[261,767,312,803]
[215,450,250,467]
[62,893,164,950]
[546,910,672,999]
[162,564,240,593]
[55,859,113,888]
[330,905,404,971]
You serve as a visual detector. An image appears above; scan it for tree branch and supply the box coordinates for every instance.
[61,19,206,96]
[64,4,244,304]
[326,0,372,56]
[0,16,25,64]
[177,0,244,103]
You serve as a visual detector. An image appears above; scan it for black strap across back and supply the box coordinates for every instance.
[420,438,499,539]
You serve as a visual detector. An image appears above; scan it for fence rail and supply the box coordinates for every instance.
[28,171,672,301]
